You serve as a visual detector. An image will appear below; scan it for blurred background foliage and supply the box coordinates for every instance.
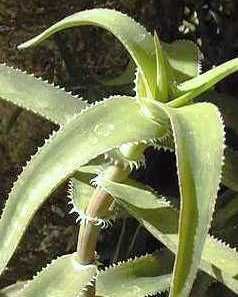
[0,1,238,296]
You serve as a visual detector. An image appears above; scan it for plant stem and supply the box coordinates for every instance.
[77,165,129,265]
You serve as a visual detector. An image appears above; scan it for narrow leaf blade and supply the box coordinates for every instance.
[171,58,238,107]
[154,32,169,101]
[178,58,238,93]
[166,103,224,297]
[0,64,86,125]
[18,8,157,97]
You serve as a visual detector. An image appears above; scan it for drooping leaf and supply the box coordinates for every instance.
[18,9,202,100]
[0,64,86,125]
[20,253,96,297]
[96,252,172,297]
[0,96,164,276]
[163,102,224,297]
[99,178,238,294]
[18,8,157,97]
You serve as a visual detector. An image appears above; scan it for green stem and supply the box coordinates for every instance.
[77,144,144,296]
[77,187,114,264]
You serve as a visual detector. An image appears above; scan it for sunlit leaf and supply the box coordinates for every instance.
[20,253,96,297]
[0,96,164,276]
[96,252,171,297]
[0,64,86,125]
[100,178,238,294]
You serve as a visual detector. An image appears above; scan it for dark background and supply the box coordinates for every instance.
[0,1,238,296]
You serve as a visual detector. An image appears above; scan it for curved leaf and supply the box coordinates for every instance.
[98,101,225,297]
[18,8,157,97]
[164,102,224,297]
[0,96,164,276]
[0,64,86,125]
[18,9,201,100]
[20,253,96,297]
[96,252,171,297]
[100,179,238,294]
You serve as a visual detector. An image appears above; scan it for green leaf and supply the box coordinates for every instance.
[18,9,202,100]
[0,252,171,297]
[170,58,238,107]
[20,253,96,297]
[0,64,86,125]
[100,101,225,297]
[123,40,201,99]
[96,252,171,297]
[100,179,238,294]
[0,96,164,276]
[164,103,224,297]
[178,58,238,92]
[163,40,201,83]
[154,32,169,101]
[18,8,157,97]
[223,148,238,191]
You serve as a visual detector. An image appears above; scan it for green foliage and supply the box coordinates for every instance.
[19,254,96,297]
[98,177,238,294]
[0,7,238,297]
[96,251,172,297]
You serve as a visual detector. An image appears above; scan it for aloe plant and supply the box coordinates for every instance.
[0,8,238,297]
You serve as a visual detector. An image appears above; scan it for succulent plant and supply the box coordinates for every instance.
[0,8,238,297]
